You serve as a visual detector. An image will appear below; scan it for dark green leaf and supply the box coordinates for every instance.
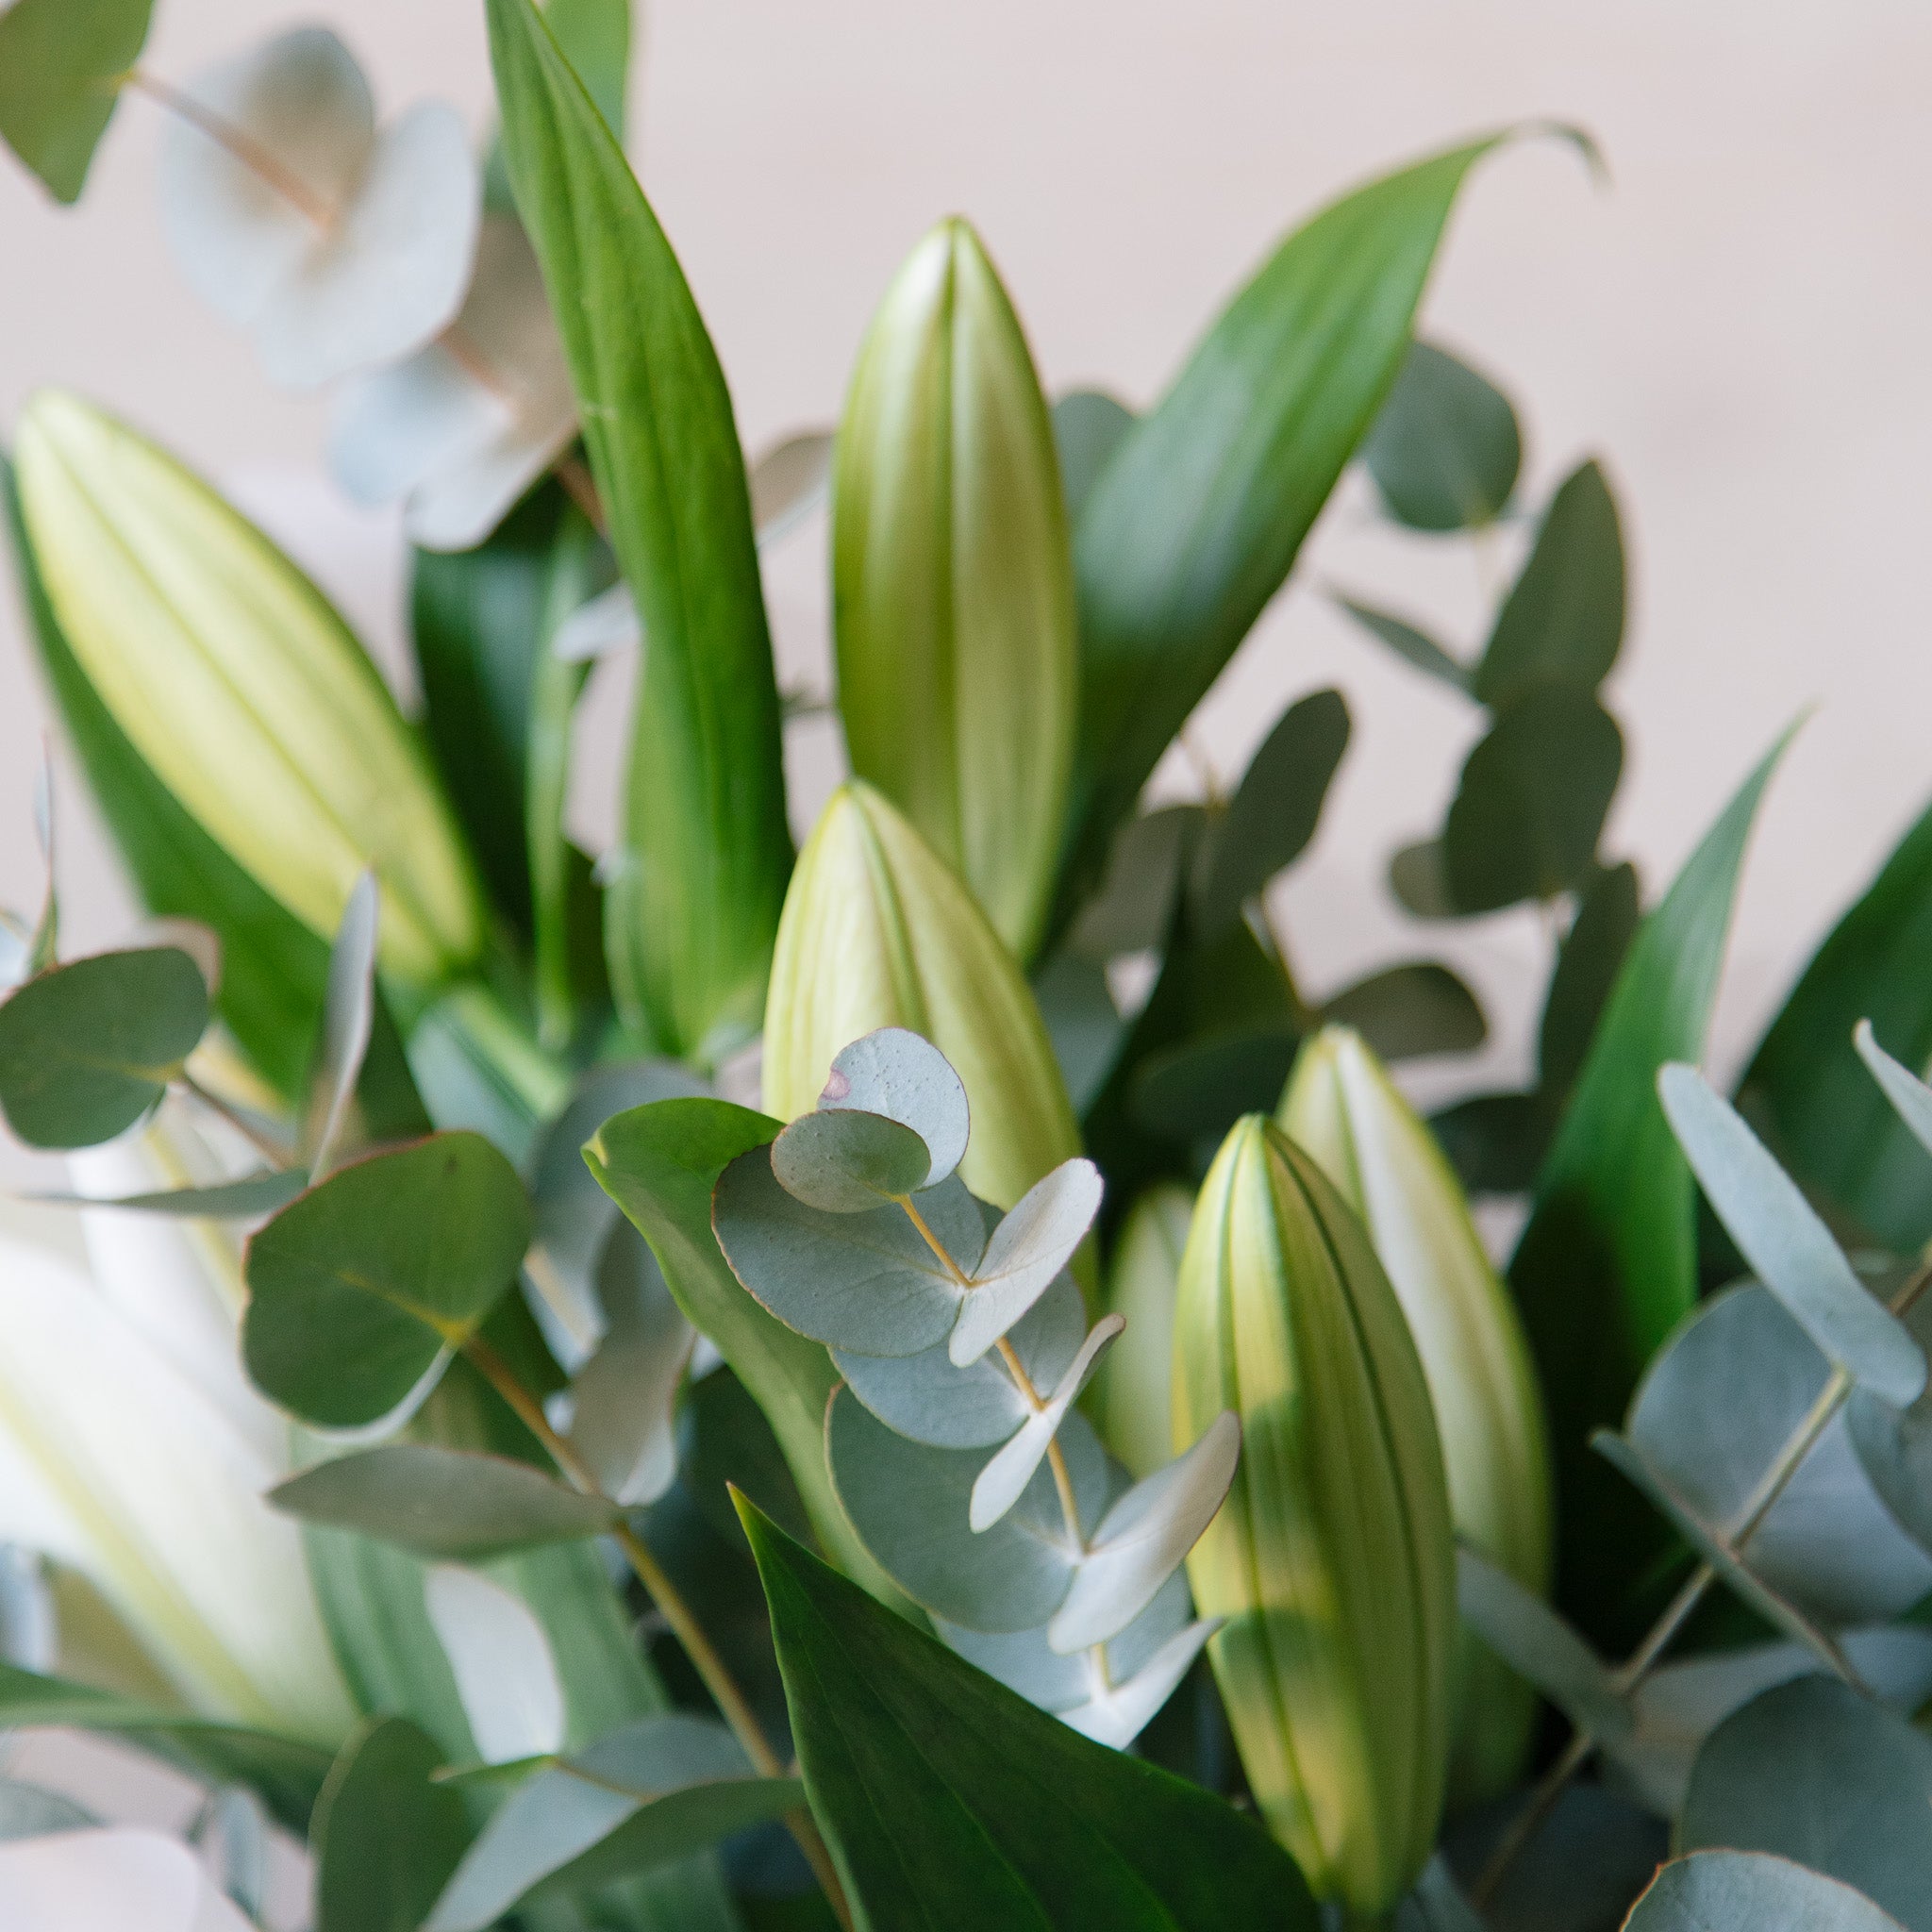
[1061,132,1563,910]
[1739,792,1932,1253]
[1052,391,1136,524]
[1539,861,1640,1097]
[1333,593,1472,691]
[1321,960,1485,1061]
[1389,838,1460,920]
[271,1446,619,1558]
[1429,1091,1548,1194]
[1068,806,1203,960]
[1192,689,1349,932]
[1032,951,1126,1115]
[737,1494,1317,1932]
[1680,1678,1932,1931]
[1510,732,1788,1644]
[0,1660,330,1835]
[489,0,792,1061]
[1625,1852,1905,1932]
[1442,687,1622,910]
[312,1717,471,1932]
[0,0,152,203]
[1472,459,1624,708]
[0,946,206,1147]
[243,1134,531,1427]
[1362,340,1522,531]
[1127,1025,1298,1149]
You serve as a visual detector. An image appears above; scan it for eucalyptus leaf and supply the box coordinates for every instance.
[242,1132,531,1427]
[1395,1857,1491,1932]
[1053,391,1137,524]
[1363,340,1522,532]
[1068,805,1202,960]
[771,1107,934,1214]
[1333,594,1472,692]
[270,1445,619,1557]
[425,1563,567,1765]
[202,1785,268,1921]
[741,1494,1315,1930]
[818,1026,971,1189]
[1032,951,1128,1115]
[971,1316,1124,1530]
[1658,1065,1924,1404]
[952,1158,1104,1365]
[0,1781,94,1841]
[305,869,378,1180]
[0,0,153,203]
[28,1170,309,1217]
[1853,1019,1932,1162]
[1322,960,1486,1061]
[0,946,208,1148]
[1624,1853,1905,1932]
[1455,1546,1629,1742]
[312,1716,470,1932]
[1539,860,1641,1097]
[1061,1619,1221,1752]
[1389,838,1459,920]
[749,428,834,544]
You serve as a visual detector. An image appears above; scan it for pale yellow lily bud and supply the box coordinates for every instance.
[1278,1024,1554,1802]
[1174,1115,1454,1919]
[832,217,1075,960]
[1093,1182,1193,1479]
[14,391,486,987]
[762,778,1079,1212]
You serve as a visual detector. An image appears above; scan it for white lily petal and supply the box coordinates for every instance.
[553,580,641,664]
[258,99,480,389]
[0,1827,256,1932]
[158,28,374,329]
[0,1234,353,1744]
[1061,1619,1220,1750]
[970,1316,1123,1532]
[425,1564,566,1763]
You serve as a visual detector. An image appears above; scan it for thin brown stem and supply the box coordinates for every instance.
[462,1336,853,1929]
[125,72,337,227]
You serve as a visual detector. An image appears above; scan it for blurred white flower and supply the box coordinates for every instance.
[0,1826,256,1932]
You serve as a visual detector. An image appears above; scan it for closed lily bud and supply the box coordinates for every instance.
[1278,1025,1554,1803]
[763,778,1079,1212]
[1174,1114,1454,1920]
[1093,1182,1194,1479]
[832,217,1075,961]
[13,391,486,988]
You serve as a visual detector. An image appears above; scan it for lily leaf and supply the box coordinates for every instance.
[312,1717,470,1932]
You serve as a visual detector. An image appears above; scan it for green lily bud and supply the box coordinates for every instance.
[762,778,1078,1212]
[1277,1024,1554,1802]
[13,390,486,988]
[1092,1182,1193,1479]
[832,217,1074,961]
[1174,1114,1453,1920]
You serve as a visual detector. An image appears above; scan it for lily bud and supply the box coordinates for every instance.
[762,778,1078,1212]
[1092,1182,1193,1479]
[832,217,1075,961]
[1174,1114,1453,1919]
[1277,1024,1554,1802]
[13,391,486,988]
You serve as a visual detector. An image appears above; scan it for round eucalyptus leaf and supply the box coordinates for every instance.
[820,1027,971,1190]
[772,1107,933,1213]
[1321,960,1486,1063]
[1362,340,1521,533]
[0,946,208,1148]
[1625,1853,1904,1932]
[951,1158,1104,1365]
[1052,390,1136,524]
[1681,1677,1932,1931]
[827,1389,1108,1631]
[1388,839,1460,921]
[243,1132,531,1427]
[1629,1286,1932,1625]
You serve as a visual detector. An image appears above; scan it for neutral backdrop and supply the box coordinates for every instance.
[3,0,1930,1114]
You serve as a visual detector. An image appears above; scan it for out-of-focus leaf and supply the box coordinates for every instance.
[1680,1677,1932,1932]
[1061,132,1570,912]
[1052,391,1137,524]
[1068,806,1202,960]
[1471,458,1624,709]
[1322,960,1486,1061]
[1429,1091,1547,1195]
[0,947,207,1148]
[0,1780,94,1840]
[305,871,378,1179]
[1192,689,1349,933]
[1455,1548,1627,1742]
[1511,734,1788,1644]
[749,428,833,544]
[1333,594,1472,691]
[29,1170,310,1217]
[490,0,792,1063]
[1442,687,1622,910]
[1847,1291,1932,1558]
[1362,340,1521,532]
[739,1493,1316,1930]
[0,0,153,203]
[271,1446,618,1557]
[1390,838,1459,920]
[1446,1785,1666,1932]
[1032,952,1126,1115]
[1540,861,1640,1097]
[243,1133,531,1427]
[1624,1853,1905,1932]
[1738,794,1932,1253]
[312,1716,470,1932]
[1093,1184,1193,1480]
[1396,1857,1490,1932]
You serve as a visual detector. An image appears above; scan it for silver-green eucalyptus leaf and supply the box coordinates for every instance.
[1362,340,1521,533]
[969,1316,1123,1531]
[304,870,377,1181]
[950,1157,1103,1365]
[1854,1019,1932,1161]
[1624,1853,1906,1932]
[1062,1617,1220,1751]
[770,1107,934,1213]
[0,1780,96,1841]
[818,1025,971,1188]
[1455,1547,1628,1743]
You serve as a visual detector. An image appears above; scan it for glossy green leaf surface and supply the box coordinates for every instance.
[244,1133,531,1426]
[0,946,206,1147]
[0,0,152,203]
[739,1494,1316,1931]
[313,1717,471,1932]
[1510,734,1787,1642]
[1362,340,1521,531]
[489,0,791,1063]
[1625,1853,1905,1932]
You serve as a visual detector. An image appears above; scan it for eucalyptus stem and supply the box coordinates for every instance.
[124,70,338,225]
[461,1335,854,1930]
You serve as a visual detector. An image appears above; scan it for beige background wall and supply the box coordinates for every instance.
[4,0,1931,1111]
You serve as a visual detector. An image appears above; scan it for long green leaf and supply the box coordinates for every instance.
[1739,793,1932,1251]
[738,1496,1315,1932]
[1060,128,1576,907]
[488,0,791,1064]
[1510,732,1790,1642]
